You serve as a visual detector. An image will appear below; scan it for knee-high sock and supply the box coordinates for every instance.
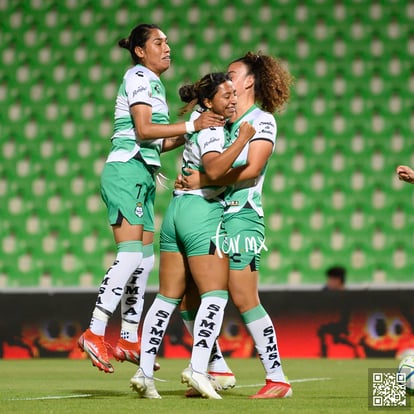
[89,241,143,336]
[208,340,232,373]
[242,304,286,382]
[181,309,232,373]
[180,309,197,336]
[139,294,181,377]
[190,290,228,373]
[120,244,154,342]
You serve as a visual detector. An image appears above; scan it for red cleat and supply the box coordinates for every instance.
[78,329,114,373]
[250,380,292,399]
[113,338,160,371]
[113,338,140,365]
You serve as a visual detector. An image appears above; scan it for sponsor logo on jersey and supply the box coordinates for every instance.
[259,121,273,127]
[259,128,273,135]
[203,136,220,149]
[132,85,147,98]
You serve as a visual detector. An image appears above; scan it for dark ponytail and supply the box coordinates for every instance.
[178,72,231,115]
[118,37,130,49]
[179,84,198,104]
[119,23,160,64]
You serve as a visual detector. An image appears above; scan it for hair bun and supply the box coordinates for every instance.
[118,37,130,49]
[179,84,197,103]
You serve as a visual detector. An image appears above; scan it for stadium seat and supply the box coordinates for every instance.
[1,0,414,288]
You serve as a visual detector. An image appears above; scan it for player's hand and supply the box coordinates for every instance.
[194,111,225,131]
[237,121,256,143]
[174,174,184,190]
[181,168,203,190]
[396,165,414,184]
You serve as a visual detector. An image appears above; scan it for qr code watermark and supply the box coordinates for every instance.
[369,368,410,410]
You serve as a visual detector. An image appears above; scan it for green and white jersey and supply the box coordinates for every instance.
[106,64,169,168]
[175,110,228,200]
[223,105,277,217]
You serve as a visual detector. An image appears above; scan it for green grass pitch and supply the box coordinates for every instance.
[0,358,410,414]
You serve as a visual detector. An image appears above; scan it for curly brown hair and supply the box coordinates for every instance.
[231,51,294,113]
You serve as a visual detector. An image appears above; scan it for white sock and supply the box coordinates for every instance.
[181,309,196,335]
[139,294,181,377]
[120,249,154,342]
[90,308,108,336]
[181,309,232,373]
[242,304,286,382]
[90,241,143,336]
[190,291,228,373]
[208,340,232,373]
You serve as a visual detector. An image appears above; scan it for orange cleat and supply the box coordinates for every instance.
[113,338,160,371]
[78,329,114,373]
[250,380,292,399]
[113,338,140,365]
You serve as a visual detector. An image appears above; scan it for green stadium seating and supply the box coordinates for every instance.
[1,0,414,287]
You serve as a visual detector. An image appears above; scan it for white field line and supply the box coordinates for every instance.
[236,377,332,389]
[290,377,332,383]
[5,377,331,401]
[6,394,93,401]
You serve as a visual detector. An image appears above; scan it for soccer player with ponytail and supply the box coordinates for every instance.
[179,52,294,399]
[77,23,224,374]
[130,72,255,399]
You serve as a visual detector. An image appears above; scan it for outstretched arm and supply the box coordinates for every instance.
[131,104,225,140]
